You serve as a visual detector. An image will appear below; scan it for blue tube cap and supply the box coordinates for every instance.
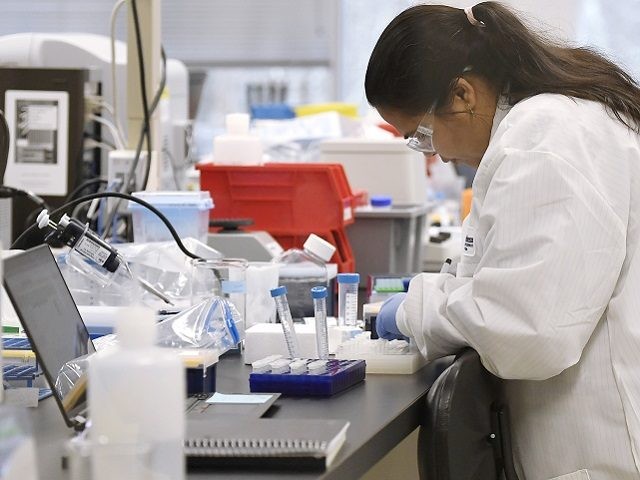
[370,195,392,207]
[270,285,288,297]
[311,286,328,299]
[337,273,360,284]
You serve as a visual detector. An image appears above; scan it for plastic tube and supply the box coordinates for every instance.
[311,286,330,360]
[337,273,360,326]
[270,286,300,358]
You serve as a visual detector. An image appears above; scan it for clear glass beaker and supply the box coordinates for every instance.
[191,258,248,328]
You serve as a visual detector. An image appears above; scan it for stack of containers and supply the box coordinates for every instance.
[196,163,356,272]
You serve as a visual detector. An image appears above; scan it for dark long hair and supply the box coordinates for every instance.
[365,2,640,132]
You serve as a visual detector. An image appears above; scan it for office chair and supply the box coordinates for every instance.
[418,348,519,480]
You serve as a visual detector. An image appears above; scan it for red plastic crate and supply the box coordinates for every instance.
[198,163,356,272]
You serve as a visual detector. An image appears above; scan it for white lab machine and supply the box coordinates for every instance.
[0,33,190,187]
[319,138,428,205]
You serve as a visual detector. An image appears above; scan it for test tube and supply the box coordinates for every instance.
[270,286,300,358]
[311,286,330,360]
[337,273,360,326]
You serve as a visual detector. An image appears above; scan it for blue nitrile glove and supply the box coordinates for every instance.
[376,293,408,341]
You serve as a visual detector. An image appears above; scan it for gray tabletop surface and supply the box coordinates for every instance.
[29,353,451,480]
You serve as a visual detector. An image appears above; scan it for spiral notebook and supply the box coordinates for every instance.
[185,417,350,470]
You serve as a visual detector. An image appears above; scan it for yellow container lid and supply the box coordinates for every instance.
[294,102,359,118]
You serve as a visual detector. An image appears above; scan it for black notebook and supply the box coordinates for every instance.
[185,417,350,471]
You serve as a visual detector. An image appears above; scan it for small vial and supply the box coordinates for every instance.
[311,286,330,360]
[337,273,360,326]
[270,286,300,358]
[289,359,308,374]
[269,358,291,374]
[252,355,283,373]
[308,360,328,374]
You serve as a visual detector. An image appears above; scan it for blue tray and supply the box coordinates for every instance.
[249,359,366,396]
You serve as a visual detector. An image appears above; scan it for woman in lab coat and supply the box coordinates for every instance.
[367,3,640,480]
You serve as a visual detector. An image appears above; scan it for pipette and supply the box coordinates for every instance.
[270,286,300,358]
[311,286,330,360]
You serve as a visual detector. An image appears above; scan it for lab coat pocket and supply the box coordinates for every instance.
[549,469,591,480]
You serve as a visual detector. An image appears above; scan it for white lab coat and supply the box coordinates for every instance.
[396,93,640,480]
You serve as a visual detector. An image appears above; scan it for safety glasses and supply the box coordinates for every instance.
[406,106,436,154]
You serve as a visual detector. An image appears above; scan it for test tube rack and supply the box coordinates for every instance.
[249,357,366,396]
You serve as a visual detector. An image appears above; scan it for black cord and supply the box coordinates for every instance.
[64,178,108,203]
[0,185,48,209]
[0,109,9,181]
[127,47,167,194]
[100,47,167,240]
[131,0,153,191]
[11,191,204,262]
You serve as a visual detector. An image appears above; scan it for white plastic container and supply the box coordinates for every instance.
[319,138,428,205]
[213,113,263,165]
[128,190,213,243]
[89,306,185,480]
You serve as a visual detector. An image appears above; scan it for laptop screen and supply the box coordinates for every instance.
[3,245,95,427]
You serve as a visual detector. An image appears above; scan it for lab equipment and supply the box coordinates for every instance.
[0,67,87,242]
[89,306,185,480]
[213,113,263,165]
[348,203,429,288]
[337,273,360,326]
[273,233,336,319]
[319,138,428,205]
[270,286,300,358]
[128,190,213,243]
[334,331,425,374]
[197,162,356,272]
[37,210,120,273]
[249,357,366,396]
[207,220,283,262]
[311,286,329,359]
[376,293,407,341]
[422,226,461,272]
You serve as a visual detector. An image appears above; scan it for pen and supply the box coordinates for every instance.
[439,258,452,274]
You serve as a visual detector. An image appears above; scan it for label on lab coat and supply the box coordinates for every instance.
[463,228,476,256]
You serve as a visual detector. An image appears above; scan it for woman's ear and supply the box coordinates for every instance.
[451,77,477,112]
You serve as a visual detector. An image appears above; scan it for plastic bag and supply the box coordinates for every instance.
[54,354,91,418]
[156,297,243,352]
[58,238,222,308]
[92,298,244,354]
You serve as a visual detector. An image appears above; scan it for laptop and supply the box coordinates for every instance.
[2,244,278,431]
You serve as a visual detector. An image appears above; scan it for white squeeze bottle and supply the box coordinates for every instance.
[89,306,185,480]
[213,113,263,165]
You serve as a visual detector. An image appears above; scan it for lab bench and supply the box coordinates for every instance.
[28,353,451,480]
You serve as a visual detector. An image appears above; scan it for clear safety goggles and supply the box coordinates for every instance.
[406,106,436,154]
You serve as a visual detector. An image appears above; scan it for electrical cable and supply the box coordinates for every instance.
[0,108,9,181]
[11,191,204,262]
[110,0,128,142]
[131,0,153,191]
[0,185,48,209]
[89,114,126,150]
[64,178,108,203]
[100,47,167,239]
